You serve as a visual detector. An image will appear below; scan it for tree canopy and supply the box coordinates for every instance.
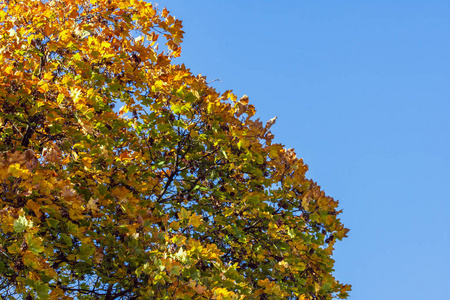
[0,0,350,299]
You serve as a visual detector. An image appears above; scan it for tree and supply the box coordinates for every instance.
[0,0,350,299]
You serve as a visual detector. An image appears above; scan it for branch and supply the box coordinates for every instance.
[0,248,13,261]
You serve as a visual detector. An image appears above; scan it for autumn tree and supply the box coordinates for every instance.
[0,0,350,299]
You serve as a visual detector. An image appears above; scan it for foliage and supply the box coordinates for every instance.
[0,0,350,299]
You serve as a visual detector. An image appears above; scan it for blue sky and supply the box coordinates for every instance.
[160,1,450,299]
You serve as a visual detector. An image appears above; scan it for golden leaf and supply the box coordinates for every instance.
[26,200,42,218]
[189,213,203,228]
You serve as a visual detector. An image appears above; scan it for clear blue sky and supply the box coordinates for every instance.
[160,1,450,299]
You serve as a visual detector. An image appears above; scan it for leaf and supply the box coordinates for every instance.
[169,264,182,276]
[34,281,50,299]
[23,251,40,269]
[179,207,191,221]
[265,116,277,129]
[175,247,188,263]
[57,93,65,105]
[194,284,207,294]
[59,29,72,42]
[26,235,45,255]
[14,215,32,233]
[26,200,42,218]
[60,234,72,247]
[7,243,21,255]
[189,213,203,228]
[8,163,29,179]
[86,198,98,212]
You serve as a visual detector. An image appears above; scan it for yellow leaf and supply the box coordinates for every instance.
[169,221,180,230]
[8,163,29,179]
[44,268,57,278]
[27,34,35,45]
[189,213,203,228]
[72,52,82,61]
[213,287,235,298]
[57,93,64,105]
[101,41,111,49]
[43,71,53,81]
[86,198,98,212]
[302,197,310,212]
[23,251,40,269]
[7,243,21,254]
[0,10,6,21]
[81,156,93,169]
[4,65,15,75]
[59,29,72,42]
[38,82,50,93]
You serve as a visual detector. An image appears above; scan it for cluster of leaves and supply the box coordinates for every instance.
[0,0,350,299]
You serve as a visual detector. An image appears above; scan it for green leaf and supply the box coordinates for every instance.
[322,282,332,292]
[35,282,50,299]
[184,92,197,103]
[14,215,32,233]
[60,234,72,246]
[247,195,260,205]
[27,235,45,255]
[179,207,191,221]
[170,265,182,275]
[49,123,62,134]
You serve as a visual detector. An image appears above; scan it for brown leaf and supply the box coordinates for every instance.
[265,116,277,129]
[194,284,207,294]
[137,214,144,225]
